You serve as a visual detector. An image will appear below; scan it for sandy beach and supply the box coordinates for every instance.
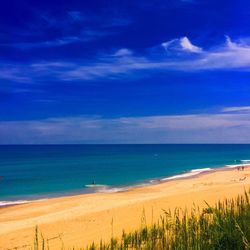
[0,166,250,250]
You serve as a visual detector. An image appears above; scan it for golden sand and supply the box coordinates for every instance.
[0,167,249,249]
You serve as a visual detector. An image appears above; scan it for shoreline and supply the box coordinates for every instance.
[0,165,250,249]
[0,164,248,208]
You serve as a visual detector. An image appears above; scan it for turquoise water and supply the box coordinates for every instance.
[0,144,250,203]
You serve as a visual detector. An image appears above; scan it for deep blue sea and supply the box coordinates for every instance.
[1,144,250,204]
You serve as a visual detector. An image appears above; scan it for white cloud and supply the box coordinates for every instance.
[180,37,202,53]
[5,31,110,50]
[161,39,178,51]
[54,36,250,80]
[0,66,33,83]
[113,48,133,57]
[161,36,202,53]
[1,107,250,144]
[222,106,250,113]
[1,36,250,82]
[225,35,238,50]
[59,36,250,80]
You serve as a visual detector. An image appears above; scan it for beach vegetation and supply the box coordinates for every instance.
[34,190,250,250]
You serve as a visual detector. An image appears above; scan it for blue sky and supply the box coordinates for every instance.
[0,0,250,143]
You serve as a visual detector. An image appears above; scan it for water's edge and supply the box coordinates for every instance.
[0,164,243,208]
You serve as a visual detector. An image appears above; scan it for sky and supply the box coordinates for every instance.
[0,0,250,144]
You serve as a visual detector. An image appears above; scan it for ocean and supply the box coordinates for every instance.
[0,144,250,205]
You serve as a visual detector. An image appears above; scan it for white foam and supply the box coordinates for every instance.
[99,187,129,193]
[0,198,48,207]
[241,160,250,163]
[162,168,212,181]
[85,184,108,188]
[190,168,212,173]
[0,200,29,207]
[97,168,213,192]
[150,179,157,183]
[225,163,250,168]
[93,182,149,194]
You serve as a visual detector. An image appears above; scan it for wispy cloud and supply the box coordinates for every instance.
[1,36,250,82]
[1,107,250,144]
[222,106,250,113]
[162,36,202,53]
[11,36,83,49]
[67,11,85,22]
[49,36,250,80]
[0,65,33,83]
[1,30,111,50]
[113,48,133,57]
[0,11,131,50]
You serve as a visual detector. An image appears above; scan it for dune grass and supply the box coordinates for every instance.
[34,190,250,250]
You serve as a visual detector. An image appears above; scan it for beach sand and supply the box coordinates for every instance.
[0,166,250,249]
